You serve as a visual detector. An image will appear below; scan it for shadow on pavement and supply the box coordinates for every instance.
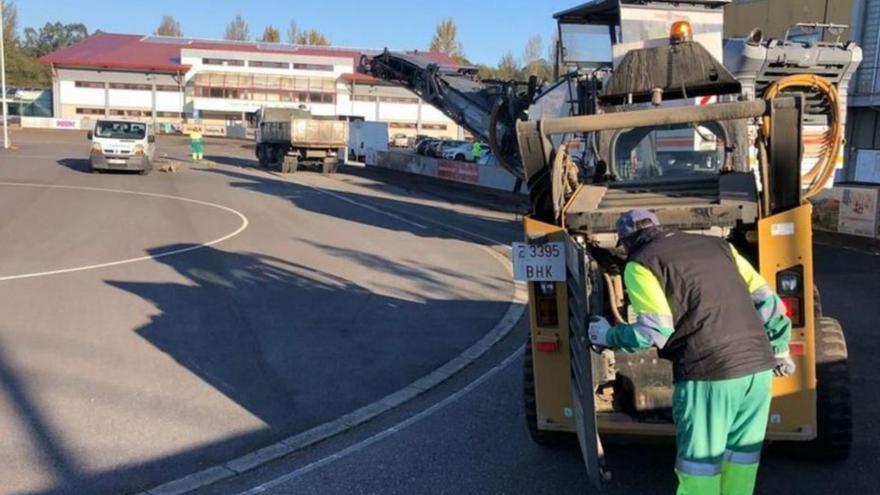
[16,242,511,494]
[55,158,91,174]
[201,166,519,246]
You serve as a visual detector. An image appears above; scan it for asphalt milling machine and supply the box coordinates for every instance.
[363,0,861,489]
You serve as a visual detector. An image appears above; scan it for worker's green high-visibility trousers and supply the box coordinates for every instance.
[673,370,773,495]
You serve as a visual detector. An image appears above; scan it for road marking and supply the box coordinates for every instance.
[238,345,523,495]
[0,182,249,281]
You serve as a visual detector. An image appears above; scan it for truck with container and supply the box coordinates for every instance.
[254,107,348,174]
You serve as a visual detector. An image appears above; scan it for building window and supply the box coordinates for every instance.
[108,109,148,117]
[380,96,419,104]
[191,72,337,101]
[157,111,181,118]
[109,83,152,91]
[156,85,181,92]
[389,122,418,129]
[422,124,448,131]
[250,60,289,69]
[75,107,104,115]
[203,58,246,67]
[293,63,334,71]
[75,81,104,88]
[352,95,375,102]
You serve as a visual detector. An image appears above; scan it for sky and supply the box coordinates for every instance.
[16,0,578,66]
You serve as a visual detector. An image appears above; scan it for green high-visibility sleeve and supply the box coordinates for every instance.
[606,262,676,352]
[729,245,792,354]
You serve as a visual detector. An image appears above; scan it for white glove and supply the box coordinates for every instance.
[588,316,611,347]
[773,351,796,377]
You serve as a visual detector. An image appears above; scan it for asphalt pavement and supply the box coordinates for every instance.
[1,129,877,495]
[197,242,880,495]
[0,129,522,494]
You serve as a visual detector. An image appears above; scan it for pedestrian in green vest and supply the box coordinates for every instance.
[471,141,482,162]
[588,209,793,495]
[189,127,204,161]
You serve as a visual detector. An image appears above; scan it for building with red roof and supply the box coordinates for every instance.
[40,32,461,138]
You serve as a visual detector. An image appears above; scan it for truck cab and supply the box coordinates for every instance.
[87,119,155,175]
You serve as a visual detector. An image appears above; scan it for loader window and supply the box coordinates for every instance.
[559,23,612,67]
[612,123,726,181]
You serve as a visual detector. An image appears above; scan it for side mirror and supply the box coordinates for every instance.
[87,131,93,140]
[148,135,156,143]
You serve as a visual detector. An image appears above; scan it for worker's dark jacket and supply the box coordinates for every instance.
[628,228,776,382]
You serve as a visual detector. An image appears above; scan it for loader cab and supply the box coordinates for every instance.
[553,0,730,77]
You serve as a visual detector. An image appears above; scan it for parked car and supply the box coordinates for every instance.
[428,139,466,158]
[425,139,448,157]
[389,133,410,147]
[416,138,438,156]
[442,142,489,162]
[88,119,155,174]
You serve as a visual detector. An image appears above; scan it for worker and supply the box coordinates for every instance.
[588,209,793,495]
[471,141,482,162]
[189,126,204,162]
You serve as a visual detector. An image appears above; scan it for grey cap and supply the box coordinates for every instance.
[616,209,661,242]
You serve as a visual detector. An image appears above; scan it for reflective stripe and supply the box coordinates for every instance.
[633,323,670,348]
[632,313,673,349]
[757,296,786,322]
[676,457,722,476]
[724,449,762,465]
[751,284,773,305]
[638,312,674,329]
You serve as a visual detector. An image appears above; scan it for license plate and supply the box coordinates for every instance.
[511,242,566,281]
[107,158,126,165]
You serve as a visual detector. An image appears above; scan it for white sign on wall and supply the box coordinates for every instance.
[838,187,879,238]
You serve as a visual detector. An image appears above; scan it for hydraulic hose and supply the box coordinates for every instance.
[761,74,843,200]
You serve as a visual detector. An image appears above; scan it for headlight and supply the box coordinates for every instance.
[133,145,145,156]
[91,143,102,153]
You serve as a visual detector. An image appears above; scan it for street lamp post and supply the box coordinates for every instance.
[0,1,8,149]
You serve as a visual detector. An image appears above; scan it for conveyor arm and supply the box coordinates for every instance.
[363,50,530,179]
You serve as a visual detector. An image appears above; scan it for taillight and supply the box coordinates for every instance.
[535,282,559,327]
[776,266,804,327]
[535,339,559,353]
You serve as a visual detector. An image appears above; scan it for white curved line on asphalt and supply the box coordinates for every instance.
[0,182,250,281]
[239,345,523,495]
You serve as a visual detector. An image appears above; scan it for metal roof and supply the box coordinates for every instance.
[40,32,458,73]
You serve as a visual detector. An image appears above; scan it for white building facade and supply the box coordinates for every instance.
[43,33,461,139]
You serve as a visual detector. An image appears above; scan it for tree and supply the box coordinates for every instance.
[523,35,542,77]
[287,20,298,44]
[496,52,521,81]
[2,0,16,44]
[156,15,182,37]
[21,22,88,57]
[224,14,248,41]
[260,25,280,43]
[3,1,53,88]
[429,18,464,63]
[295,29,330,46]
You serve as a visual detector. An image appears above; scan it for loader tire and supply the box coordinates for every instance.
[806,316,852,461]
[523,338,575,447]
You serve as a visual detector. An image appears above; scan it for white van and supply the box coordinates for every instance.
[88,120,156,174]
